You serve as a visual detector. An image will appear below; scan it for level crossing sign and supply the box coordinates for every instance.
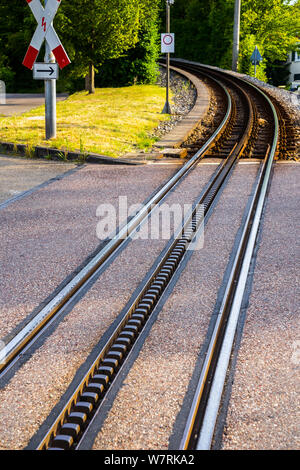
[23,0,70,70]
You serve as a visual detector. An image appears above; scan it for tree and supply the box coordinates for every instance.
[56,0,141,93]
[0,0,37,91]
[239,0,300,80]
[266,60,290,86]
[165,0,300,83]
[170,0,234,69]
[97,0,162,86]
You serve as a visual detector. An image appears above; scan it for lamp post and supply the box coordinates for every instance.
[232,0,241,72]
[162,0,174,114]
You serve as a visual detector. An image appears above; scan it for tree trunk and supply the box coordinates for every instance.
[85,63,95,94]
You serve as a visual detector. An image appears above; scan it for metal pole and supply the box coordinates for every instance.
[232,0,241,72]
[44,0,56,139]
[162,1,171,114]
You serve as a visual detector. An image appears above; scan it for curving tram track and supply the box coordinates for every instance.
[0,76,229,378]
[0,60,288,451]
[175,61,279,450]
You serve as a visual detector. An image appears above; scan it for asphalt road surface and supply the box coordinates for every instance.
[0,155,76,205]
[0,94,67,116]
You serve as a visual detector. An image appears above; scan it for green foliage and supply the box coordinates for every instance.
[1,0,299,92]
[170,0,234,69]
[266,60,291,86]
[167,0,300,83]
[239,35,267,80]
[0,59,14,89]
[0,0,37,91]
[241,0,300,61]
[97,0,161,86]
[0,0,160,91]
[239,0,300,80]
[56,0,141,80]
[0,84,169,157]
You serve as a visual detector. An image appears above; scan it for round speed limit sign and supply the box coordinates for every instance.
[161,33,175,53]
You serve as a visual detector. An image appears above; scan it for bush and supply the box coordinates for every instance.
[96,9,161,87]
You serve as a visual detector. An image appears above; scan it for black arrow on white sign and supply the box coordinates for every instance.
[37,66,55,75]
[33,62,59,80]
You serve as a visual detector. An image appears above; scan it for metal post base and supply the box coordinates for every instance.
[162,100,172,114]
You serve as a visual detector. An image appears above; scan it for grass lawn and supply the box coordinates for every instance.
[0,85,172,158]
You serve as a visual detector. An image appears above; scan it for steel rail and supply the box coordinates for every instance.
[34,74,255,451]
[37,149,239,450]
[0,79,232,377]
[176,62,279,450]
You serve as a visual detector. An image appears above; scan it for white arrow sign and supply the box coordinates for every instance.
[23,0,70,70]
[33,62,59,80]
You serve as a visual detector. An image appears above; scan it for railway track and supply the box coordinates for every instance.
[1,61,286,450]
[174,59,295,161]
[171,60,279,450]
[0,76,229,378]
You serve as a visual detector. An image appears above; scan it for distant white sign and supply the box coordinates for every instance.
[161,33,175,53]
[0,80,6,105]
[33,63,59,80]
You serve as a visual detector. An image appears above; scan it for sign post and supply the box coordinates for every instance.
[33,63,59,80]
[161,0,175,114]
[44,27,56,140]
[23,0,70,140]
[250,46,263,78]
[232,0,241,72]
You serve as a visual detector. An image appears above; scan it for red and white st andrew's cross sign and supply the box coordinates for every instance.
[23,0,70,70]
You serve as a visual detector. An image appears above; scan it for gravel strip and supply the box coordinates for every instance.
[153,68,197,139]
[175,60,300,123]
[217,68,300,159]
[171,59,300,158]
[232,72,300,118]
[0,164,179,341]
[0,162,218,450]
[91,162,259,450]
[222,163,300,450]
[230,71,300,159]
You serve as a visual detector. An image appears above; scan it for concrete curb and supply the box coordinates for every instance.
[0,141,141,166]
